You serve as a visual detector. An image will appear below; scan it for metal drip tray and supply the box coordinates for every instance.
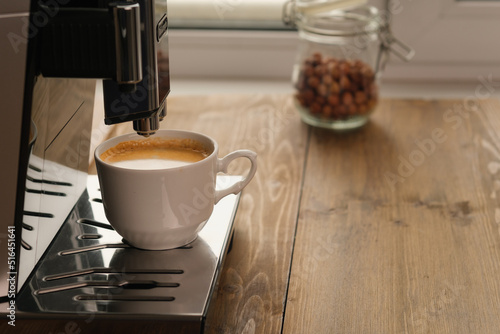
[16,175,240,329]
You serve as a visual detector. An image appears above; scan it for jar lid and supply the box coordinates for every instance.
[284,2,383,37]
[283,1,415,61]
[294,0,369,16]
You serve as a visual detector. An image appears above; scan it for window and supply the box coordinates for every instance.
[167,0,298,79]
[167,0,500,81]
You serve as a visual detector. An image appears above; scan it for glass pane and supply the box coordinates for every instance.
[168,0,291,30]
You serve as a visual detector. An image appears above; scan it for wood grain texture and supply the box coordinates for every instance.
[87,96,500,334]
[283,98,500,334]
[94,93,308,333]
[184,94,308,334]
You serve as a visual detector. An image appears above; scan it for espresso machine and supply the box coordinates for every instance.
[0,1,240,332]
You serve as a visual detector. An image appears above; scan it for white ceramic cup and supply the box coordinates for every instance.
[94,129,257,250]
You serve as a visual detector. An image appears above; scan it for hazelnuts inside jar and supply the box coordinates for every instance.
[294,52,378,121]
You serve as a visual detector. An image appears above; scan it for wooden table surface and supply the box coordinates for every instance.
[103,94,500,334]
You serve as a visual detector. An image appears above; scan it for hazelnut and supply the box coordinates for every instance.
[303,89,315,105]
[304,65,315,78]
[330,81,340,94]
[314,64,325,76]
[317,84,329,97]
[336,105,347,116]
[342,92,353,105]
[323,105,334,117]
[312,52,322,65]
[367,98,377,110]
[358,103,368,114]
[339,61,350,74]
[322,74,333,85]
[347,104,358,115]
[361,66,374,80]
[349,67,362,85]
[339,76,351,90]
[310,102,322,114]
[330,65,340,80]
[369,83,378,97]
[307,76,320,89]
[354,91,367,104]
[327,94,340,106]
[315,95,326,105]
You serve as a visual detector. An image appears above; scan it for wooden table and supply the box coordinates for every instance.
[104,94,500,333]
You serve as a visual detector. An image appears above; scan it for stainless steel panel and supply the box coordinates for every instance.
[17,77,96,292]
[9,175,240,333]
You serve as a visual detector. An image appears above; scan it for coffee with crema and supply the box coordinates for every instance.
[95,129,257,250]
[100,137,210,170]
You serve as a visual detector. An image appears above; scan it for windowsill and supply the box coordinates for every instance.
[169,78,500,100]
[168,29,500,82]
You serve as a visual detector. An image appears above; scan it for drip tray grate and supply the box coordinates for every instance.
[16,175,240,319]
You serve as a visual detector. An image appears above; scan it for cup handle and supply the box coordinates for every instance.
[215,150,257,204]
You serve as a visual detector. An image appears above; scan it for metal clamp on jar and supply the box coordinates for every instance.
[284,0,414,130]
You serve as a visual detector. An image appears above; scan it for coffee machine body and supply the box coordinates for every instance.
[0,1,221,332]
[0,3,240,332]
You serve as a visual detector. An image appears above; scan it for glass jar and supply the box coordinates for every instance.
[284,2,412,130]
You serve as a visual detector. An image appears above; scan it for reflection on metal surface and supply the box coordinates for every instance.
[74,294,176,302]
[18,77,95,291]
[44,268,183,281]
[26,175,73,187]
[23,211,54,218]
[78,218,115,230]
[25,188,67,197]
[36,280,180,295]
[16,175,240,320]
[59,243,130,256]
[77,234,103,240]
[21,240,32,251]
[22,223,33,231]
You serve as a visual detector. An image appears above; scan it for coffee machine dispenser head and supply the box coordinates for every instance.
[39,0,170,137]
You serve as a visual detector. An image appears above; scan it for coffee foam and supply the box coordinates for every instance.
[110,158,192,170]
[100,137,210,169]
